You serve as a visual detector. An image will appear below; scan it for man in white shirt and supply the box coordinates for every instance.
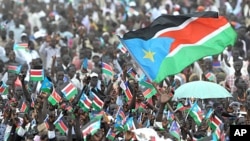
[39,37,61,71]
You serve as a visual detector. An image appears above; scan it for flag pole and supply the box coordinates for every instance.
[117,36,181,124]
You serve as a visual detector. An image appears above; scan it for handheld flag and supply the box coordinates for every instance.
[40,77,52,93]
[13,43,28,50]
[30,69,44,81]
[8,65,21,74]
[102,62,113,77]
[78,93,92,112]
[61,82,78,100]
[53,115,68,134]
[120,12,237,83]
[48,89,62,106]
[169,121,181,141]
[188,102,203,125]
[120,80,133,101]
[0,81,8,95]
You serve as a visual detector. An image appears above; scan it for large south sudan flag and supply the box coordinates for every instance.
[120,12,237,83]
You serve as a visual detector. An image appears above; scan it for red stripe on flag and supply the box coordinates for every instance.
[8,66,17,71]
[52,90,61,102]
[63,83,75,94]
[84,99,92,107]
[158,17,228,52]
[30,70,43,75]
[93,95,104,107]
[125,88,133,100]
[59,120,68,132]
[102,63,113,71]
[0,87,5,93]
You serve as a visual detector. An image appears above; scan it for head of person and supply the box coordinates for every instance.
[8,50,16,61]
[90,72,98,88]
[68,64,76,78]
[21,33,28,42]
[28,40,35,50]
[233,59,243,73]
[62,54,71,66]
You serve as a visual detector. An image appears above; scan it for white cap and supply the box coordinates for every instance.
[21,33,27,37]
[90,72,98,78]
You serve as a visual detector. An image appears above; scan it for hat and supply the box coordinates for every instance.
[90,72,98,78]
[21,33,27,37]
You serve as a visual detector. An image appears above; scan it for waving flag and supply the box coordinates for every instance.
[189,102,203,125]
[205,108,214,120]
[82,120,101,140]
[127,67,137,79]
[30,69,44,81]
[13,43,28,50]
[106,128,116,141]
[54,115,68,134]
[40,77,52,93]
[120,80,133,101]
[48,89,62,106]
[102,62,113,77]
[120,12,237,83]
[79,93,92,112]
[90,92,104,111]
[124,117,136,131]
[0,82,8,95]
[169,121,181,141]
[209,115,222,131]
[20,101,28,113]
[8,65,21,74]
[143,88,157,99]
[117,43,127,54]
[61,82,78,100]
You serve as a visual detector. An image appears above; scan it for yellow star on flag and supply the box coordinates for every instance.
[143,50,155,62]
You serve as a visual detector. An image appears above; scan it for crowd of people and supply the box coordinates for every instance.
[0,0,250,141]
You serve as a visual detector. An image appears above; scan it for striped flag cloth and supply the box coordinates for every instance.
[61,82,78,100]
[48,89,62,106]
[169,121,181,141]
[120,80,133,102]
[0,82,8,95]
[209,115,222,131]
[139,74,154,88]
[30,69,44,81]
[53,114,68,134]
[20,101,28,113]
[78,93,92,112]
[44,115,49,129]
[127,67,137,79]
[106,128,116,141]
[8,65,21,74]
[205,108,214,120]
[82,119,101,140]
[102,62,113,77]
[13,43,28,50]
[124,117,136,131]
[117,43,127,54]
[188,102,203,125]
[143,88,157,99]
[90,92,104,111]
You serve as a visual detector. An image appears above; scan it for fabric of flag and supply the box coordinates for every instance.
[20,101,28,113]
[89,111,104,121]
[8,65,21,74]
[205,108,214,120]
[120,12,237,83]
[136,102,147,112]
[0,82,8,95]
[13,43,28,50]
[82,120,101,139]
[30,69,44,81]
[127,67,137,79]
[189,102,203,125]
[139,74,154,88]
[124,117,136,131]
[44,115,49,129]
[78,93,92,112]
[54,119,68,134]
[117,43,127,53]
[106,128,116,141]
[102,62,113,76]
[212,127,221,141]
[48,89,62,106]
[174,103,190,112]
[169,121,181,141]
[166,110,175,121]
[120,80,133,101]
[209,115,222,131]
[61,82,78,100]
[143,88,157,99]
[40,77,52,93]
[90,92,104,111]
